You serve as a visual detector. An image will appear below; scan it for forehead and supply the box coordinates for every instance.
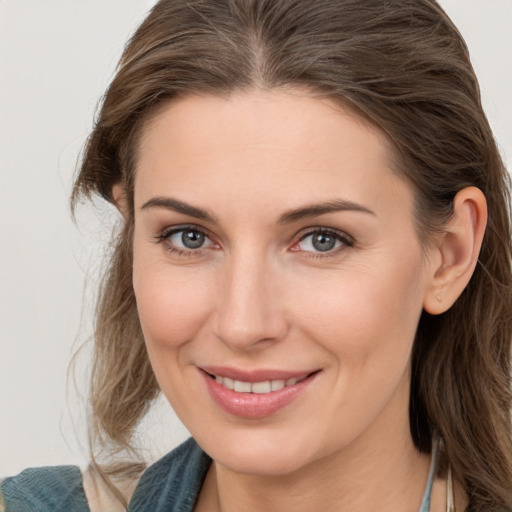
[134,89,412,219]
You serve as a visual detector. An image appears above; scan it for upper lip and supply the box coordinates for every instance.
[199,366,319,382]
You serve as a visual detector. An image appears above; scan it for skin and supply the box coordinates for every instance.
[125,89,484,511]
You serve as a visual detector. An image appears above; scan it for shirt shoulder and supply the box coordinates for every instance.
[0,465,89,512]
[127,438,211,512]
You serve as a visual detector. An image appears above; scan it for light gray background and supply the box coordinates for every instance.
[1,0,511,476]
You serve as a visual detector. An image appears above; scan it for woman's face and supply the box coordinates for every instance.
[132,89,436,475]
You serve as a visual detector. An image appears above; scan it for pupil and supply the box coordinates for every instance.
[182,230,205,249]
[312,233,335,252]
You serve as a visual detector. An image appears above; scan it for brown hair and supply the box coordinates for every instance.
[72,0,512,509]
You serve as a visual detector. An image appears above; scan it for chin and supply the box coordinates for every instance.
[193,426,323,476]
[216,447,312,476]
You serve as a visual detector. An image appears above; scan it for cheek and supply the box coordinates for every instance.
[132,250,214,351]
[289,259,426,440]
[132,252,218,413]
[291,256,426,369]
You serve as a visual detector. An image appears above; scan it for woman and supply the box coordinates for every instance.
[1,0,511,511]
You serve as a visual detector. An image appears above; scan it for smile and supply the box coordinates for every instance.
[211,374,308,394]
[201,368,320,419]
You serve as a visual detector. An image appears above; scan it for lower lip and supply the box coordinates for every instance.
[201,371,318,419]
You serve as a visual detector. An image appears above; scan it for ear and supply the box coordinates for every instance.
[112,183,129,218]
[423,187,487,315]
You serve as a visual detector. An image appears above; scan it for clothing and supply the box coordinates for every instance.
[0,438,437,511]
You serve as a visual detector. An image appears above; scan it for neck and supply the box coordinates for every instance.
[199,424,432,512]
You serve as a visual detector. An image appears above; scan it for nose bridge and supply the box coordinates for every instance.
[214,246,286,350]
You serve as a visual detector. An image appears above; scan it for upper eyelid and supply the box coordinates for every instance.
[297,226,354,243]
[159,224,210,237]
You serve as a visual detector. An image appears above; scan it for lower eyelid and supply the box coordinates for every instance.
[163,244,207,258]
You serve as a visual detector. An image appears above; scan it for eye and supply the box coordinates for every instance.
[293,228,353,255]
[154,225,216,255]
[170,228,209,249]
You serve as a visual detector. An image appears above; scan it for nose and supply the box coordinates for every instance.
[213,251,289,351]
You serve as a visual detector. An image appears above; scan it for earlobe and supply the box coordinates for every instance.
[423,187,487,315]
[112,183,129,218]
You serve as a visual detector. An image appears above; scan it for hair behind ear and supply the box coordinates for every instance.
[413,184,512,507]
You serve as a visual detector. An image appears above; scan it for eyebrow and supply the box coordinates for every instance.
[141,196,217,222]
[140,196,375,224]
[278,199,376,224]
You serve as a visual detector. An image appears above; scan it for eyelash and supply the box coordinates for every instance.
[153,225,214,258]
[294,228,354,259]
[153,225,354,259]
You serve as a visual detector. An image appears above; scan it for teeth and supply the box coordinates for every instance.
[213,375,305,394]
[234,380,252,392]
[271,380,285,391]
[223,377,234,390]
[251,381,272,394]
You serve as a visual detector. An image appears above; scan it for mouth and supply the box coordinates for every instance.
[199,367,321,419]
[205,371,313,394]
